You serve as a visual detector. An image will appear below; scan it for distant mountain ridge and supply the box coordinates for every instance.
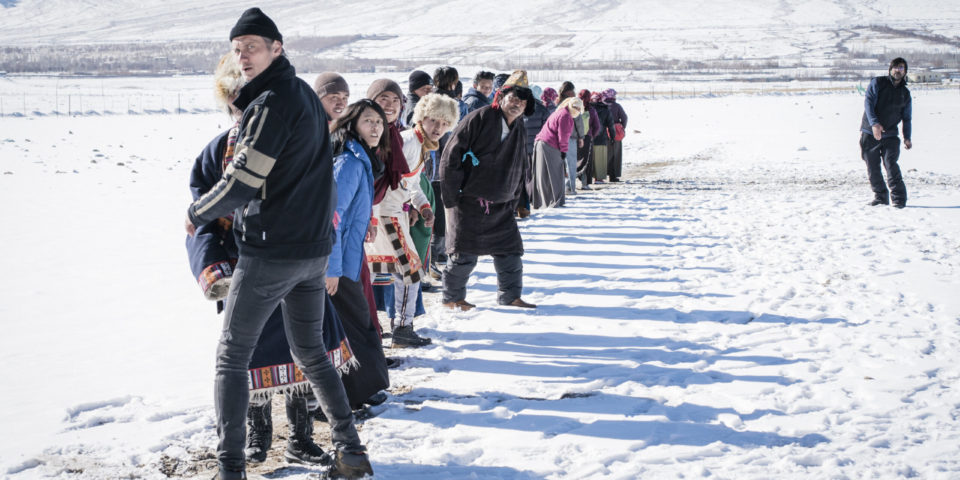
[1,0,958,76]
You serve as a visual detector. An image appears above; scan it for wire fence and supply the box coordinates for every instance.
[1,82,956,118]
[0,91,218,118]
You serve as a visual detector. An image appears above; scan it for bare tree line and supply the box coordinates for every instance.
[1,35,957,79]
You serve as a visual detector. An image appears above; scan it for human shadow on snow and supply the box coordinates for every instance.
[401,389,786,424]
[265,463,544,479]
[523,236,728,249]
[462,279,732,300]
[398,403,826,449]
[444,331,800,368]
[520,257,730,273]
[409,348,797,388]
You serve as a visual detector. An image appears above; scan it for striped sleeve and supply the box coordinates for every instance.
[188,104,288,226]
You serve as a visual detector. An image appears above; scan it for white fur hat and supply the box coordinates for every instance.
[412,93,460,129]
[213,53,242,113]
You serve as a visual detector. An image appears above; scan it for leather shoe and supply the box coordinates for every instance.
[506,298,536,308]
[443,299,475,311]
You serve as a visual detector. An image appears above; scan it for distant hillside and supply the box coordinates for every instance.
[1,0,958,77]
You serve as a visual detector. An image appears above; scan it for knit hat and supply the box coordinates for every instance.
[314,72,349,98]
[590,91,603,103]
[601,88,617,102]
[408,70,433,93]
[366,78,404,102]
[541,87,559,106]
[229,7,282,43]
[412,93,460,129]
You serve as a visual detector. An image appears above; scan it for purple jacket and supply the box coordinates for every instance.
[605,100,628,128]
[535,107,574,153]
[586,105,601,138]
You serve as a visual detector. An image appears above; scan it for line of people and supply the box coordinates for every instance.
[182,8,630,480]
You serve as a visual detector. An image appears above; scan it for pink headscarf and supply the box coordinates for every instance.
[541,87,559,106]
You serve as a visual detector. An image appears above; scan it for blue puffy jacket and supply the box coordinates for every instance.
[328,137,375,281]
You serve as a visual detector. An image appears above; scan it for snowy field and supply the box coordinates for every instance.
[1,75,959,478]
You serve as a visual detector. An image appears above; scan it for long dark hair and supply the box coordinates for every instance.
[330,99,388,177]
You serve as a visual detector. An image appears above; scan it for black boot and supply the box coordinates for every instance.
[391,325,432,348]
[244,401,272,464]
[333,447,374,479]
[284,395,333,466]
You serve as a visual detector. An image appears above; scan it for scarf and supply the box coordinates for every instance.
[373,123,409,205]
[414,123,439,166]
[215,122,241,235]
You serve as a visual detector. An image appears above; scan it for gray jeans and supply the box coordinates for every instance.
[442,253,523,305]
[215,255,360,474]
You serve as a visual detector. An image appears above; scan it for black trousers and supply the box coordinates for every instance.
[429,180,446,263]
[860,133,906,206]
[577,136,594,185]
[442,253,523,305]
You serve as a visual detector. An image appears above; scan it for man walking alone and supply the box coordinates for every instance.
[860,57,913,209]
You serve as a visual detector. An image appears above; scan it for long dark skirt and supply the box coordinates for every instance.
[608,140,623,180]
[532,140,566,209]
[331,275,390,409]
[577,136,594,186]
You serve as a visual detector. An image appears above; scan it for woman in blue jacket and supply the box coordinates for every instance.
[326,99,392,411]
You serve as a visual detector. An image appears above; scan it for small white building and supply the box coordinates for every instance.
[907,70,944,84]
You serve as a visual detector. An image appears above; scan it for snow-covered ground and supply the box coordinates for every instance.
[1,76,958,478]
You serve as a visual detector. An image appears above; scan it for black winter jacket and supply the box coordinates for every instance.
[591,102,616,146]
[187,56,336,260]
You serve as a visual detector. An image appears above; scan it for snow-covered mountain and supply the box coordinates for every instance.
[1,0,959,71]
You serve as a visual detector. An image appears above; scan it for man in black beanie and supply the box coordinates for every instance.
[404,69,433,126]
[185,7,372,479]
[859,57,913,208]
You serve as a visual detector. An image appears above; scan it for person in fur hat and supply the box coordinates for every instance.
[439,70,537,311]
[394,93,460,343]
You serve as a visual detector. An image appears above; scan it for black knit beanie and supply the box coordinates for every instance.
[230,8,283,43]
[408,70,433,93]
